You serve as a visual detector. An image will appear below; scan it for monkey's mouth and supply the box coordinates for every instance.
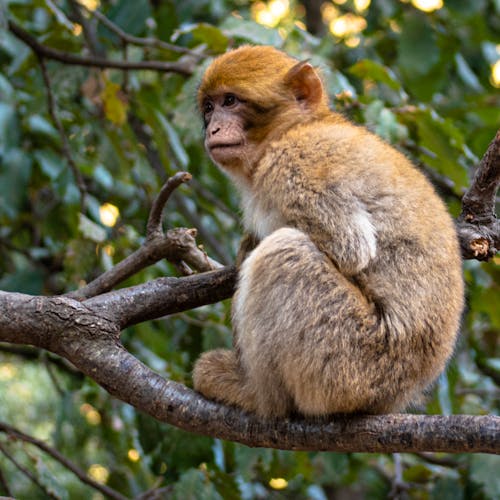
[209,142,243,151]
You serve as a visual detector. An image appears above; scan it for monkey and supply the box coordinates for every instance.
[192,45,464,418]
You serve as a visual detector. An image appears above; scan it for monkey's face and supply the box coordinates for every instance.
[201,91,257,174]
[198,46,330,181]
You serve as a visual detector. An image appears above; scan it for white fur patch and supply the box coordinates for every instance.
[351,206,377,271]
[239,189,285,240]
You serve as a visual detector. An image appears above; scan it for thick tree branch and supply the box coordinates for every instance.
[0,280,498,454]
[458,130,500,260]
[85,267,237,329]
[7,20,195,75]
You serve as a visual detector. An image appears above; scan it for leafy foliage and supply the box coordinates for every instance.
[0,0,498,497]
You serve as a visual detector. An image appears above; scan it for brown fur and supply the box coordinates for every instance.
[193,46,464,418]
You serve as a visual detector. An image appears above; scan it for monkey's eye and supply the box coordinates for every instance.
[203,100,214,114]
[223,93,237,107]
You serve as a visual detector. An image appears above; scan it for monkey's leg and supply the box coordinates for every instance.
[193,346,293,417]
[234,227,403,416]
[193,349,250,409]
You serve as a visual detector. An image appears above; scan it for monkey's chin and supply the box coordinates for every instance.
[209,145,244,167]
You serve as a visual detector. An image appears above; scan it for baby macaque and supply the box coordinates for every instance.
[193,46,464,418]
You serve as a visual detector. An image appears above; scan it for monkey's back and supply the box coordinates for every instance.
[239,116,464,414]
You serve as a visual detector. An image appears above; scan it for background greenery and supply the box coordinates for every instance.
[0,0,499,497]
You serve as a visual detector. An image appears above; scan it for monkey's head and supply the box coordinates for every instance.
[198,45,329,181]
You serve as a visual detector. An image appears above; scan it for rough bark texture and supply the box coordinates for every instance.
[457,130,500,259]
[0,275,498,454]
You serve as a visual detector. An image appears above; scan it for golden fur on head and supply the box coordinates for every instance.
[198,46,296,105]
[198,45,329,112]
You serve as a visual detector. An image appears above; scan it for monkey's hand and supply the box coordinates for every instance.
[236,233,259,268]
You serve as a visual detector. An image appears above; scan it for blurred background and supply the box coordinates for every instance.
[0,0,499,497]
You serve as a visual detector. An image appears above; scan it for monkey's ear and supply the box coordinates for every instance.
[284,61,324,107]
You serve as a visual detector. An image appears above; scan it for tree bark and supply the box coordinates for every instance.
[0,283,498,454]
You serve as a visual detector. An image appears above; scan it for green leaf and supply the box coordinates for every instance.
[234,445,273,481]
[0,266,45,294]
[349,60,401,90]
[155,110,189,168]
[403,464,433,483]
[104,0,152,37]
[26,114,60,142]
[398,13,439,77]
[0,102,20,150]
[364,100,408,143]
[101,79,129,126]
[34,456,69,500]
[78,213,107,243]
[397,12,446,100]
[431,477,464,500]
[409,109,469,192]
[454,53,483,92]
[173,23,228,53]
[220,17,282,46]
[0,147,32,218]
[470,454,500,498]
[93,164,115,190]
[0,73,14,100]
[172,469,223,500]
[35,149,64,180]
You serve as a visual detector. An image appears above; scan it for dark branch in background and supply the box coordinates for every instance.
[0,441,54,498]
[80,3,204,58]
[0,465,12,498]
[38,56,87,206]
[7,20,195,75]
[0,422,127,500]
[302,0,326,36]
[457,130,500,260]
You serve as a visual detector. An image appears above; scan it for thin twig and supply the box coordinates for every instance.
[0,422,128,500]
[83,5,203,58]
[128,113,233,264]
[0,441,57,499]
[42,351,65,396]
[147,172,192,237]
[0,464,12,497]
[8,20,194,75]
[38,55,87,207]
[67,172,222,300]
[414,452,460,468]
[388,453,408,500]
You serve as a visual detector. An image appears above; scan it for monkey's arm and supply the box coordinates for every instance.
[235,233,259,267]
[270,179,378,275]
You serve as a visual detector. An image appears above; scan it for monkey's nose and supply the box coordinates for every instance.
[210,126,221,136]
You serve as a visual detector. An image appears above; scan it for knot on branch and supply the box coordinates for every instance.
[458,130,500,260]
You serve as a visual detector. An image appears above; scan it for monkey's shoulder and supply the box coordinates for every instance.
[256,117,426,198]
